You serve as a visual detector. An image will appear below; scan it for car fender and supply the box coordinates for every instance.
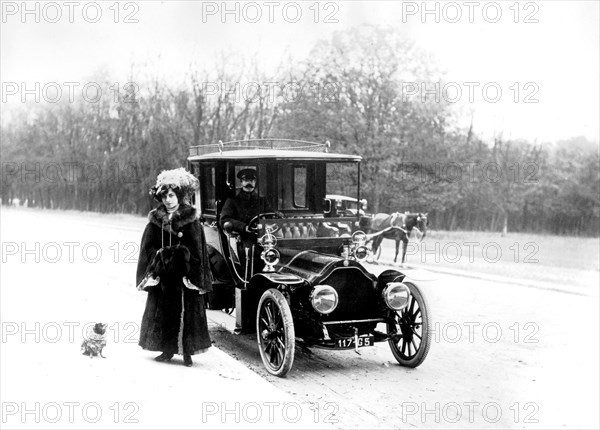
[377,269,407,289]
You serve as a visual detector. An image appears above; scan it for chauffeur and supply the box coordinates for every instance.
[220,168,274,271]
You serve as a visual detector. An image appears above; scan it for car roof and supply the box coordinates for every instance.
[187,139,362,163]
[189,149,361,162]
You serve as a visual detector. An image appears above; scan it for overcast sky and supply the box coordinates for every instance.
[2,0,598,144]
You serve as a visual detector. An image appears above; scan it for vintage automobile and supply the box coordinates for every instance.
[324,194,368,217]
[188,139,431,377]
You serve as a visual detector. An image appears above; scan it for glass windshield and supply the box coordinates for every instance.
[326,162,359,198]
[261,161,360,241]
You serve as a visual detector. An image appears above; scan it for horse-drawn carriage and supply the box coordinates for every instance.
[325,195,429,264]
[360,211,429,263]
[188,139,431,377]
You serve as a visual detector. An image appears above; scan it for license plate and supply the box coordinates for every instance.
[335,335,374,349]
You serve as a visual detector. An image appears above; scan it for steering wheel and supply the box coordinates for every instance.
[247,212,283,234]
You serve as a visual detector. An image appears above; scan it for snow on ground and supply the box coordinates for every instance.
[0,207,335,429]
[1,207,598,429]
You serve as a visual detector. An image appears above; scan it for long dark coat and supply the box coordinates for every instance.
[136,204,213,355]
[220,190,272,231]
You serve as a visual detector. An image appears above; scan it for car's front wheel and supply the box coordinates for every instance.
[256,288,295,377]
[387,281,431,367]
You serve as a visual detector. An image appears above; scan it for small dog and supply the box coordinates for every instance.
[81,323,107,358]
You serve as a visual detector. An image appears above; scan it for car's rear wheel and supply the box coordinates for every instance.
[387,282,431,367]
[256,288,295,377]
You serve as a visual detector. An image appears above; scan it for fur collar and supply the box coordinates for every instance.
[148,204,198,233]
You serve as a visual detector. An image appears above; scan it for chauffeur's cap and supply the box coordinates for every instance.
[237,168,257,180]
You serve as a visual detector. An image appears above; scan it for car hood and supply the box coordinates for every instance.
[278,249,376,285]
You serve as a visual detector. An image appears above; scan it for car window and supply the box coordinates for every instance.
[293,165,307,208]
[278,163,308,210]
[327,162,359,196]
[198,164,216,212]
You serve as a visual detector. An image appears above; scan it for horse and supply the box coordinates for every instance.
[361,212,428,263]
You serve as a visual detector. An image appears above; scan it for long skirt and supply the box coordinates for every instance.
[139,278,211,355]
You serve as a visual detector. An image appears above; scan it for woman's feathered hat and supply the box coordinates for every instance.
[150,168,199,202]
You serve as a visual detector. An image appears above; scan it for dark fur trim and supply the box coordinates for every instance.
[148,204,198,234]
[149,245,191,281]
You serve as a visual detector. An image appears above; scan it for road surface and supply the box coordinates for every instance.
[1,207,598,429]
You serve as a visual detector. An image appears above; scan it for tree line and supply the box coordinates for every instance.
[1,26,598,236]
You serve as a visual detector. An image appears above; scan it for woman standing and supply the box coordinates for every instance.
[136,168,212,367]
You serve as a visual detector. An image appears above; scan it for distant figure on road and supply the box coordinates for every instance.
[136,168,213,367]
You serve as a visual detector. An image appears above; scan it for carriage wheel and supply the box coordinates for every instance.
[387,282,431,367]
[256,288,295,377]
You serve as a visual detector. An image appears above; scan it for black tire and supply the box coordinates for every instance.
[387,282,431,367]
[256,288,295,377]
